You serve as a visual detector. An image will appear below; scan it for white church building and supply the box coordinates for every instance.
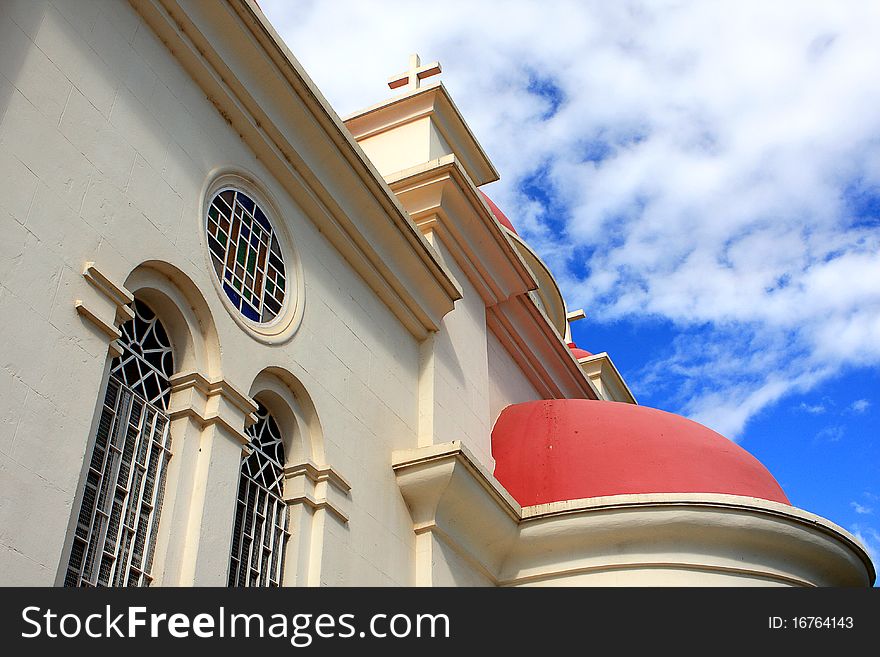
[0,0,873,587]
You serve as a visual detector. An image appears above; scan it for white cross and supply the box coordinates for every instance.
[387,54,442,92]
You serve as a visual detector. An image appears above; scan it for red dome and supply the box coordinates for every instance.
[479,190,518,234]
[492,399,790,507]
[567,341,593,359]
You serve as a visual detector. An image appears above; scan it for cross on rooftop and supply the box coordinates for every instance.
[387,54,441,92]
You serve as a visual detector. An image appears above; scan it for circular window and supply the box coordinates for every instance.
[205,188,287,324]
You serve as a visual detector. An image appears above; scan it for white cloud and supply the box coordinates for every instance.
[797,402,826,415]
[815,425,845,443]
[850,399,871,413]
[260,0,880,438]
[851,502,874,515]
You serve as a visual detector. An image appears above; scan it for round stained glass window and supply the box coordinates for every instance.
[206,188,287,323]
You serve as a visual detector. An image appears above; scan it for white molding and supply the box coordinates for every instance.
[497,560,816,588]
[393,440,522,521]
[284,460,352,493]
[83,262,135,309]
[388,156,535,307]
[283,494,349,524]
[74,262,135,358]
[283,460,351,523]
[169,370,257,414]
[167,370,259,446]
[392,441,520,583]
[576,352,638,404]
[74,301,121,341]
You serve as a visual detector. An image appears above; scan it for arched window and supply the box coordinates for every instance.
[228,402,289,587]
[64,299,174,587]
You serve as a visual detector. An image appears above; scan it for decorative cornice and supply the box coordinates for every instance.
[74,301,121,341]
[387,157,593,400]
[393,441,522,522]
[284,460,352,493]
[130,0,461,339]
[75,262,134,358]
[83,263,134,312]
[344,81,499,187]
[576,352,638,404]
[283,459,351,523]
[387,156,536,307]
[392,442,520,581]
[283,494,348,524]
[497,560,816,588]
[167,370,258,446]
[168,370,257,416]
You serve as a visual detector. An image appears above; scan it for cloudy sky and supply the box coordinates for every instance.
[260,0,880,569]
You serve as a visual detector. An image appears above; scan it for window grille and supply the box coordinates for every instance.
[228,403,289,587]
[206,188,287,323]
[64,300,173,587]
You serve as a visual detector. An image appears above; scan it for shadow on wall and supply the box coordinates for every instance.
[0,3,48,125]
[2,0,222,248]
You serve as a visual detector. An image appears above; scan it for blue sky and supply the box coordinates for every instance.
[260,0,880,569]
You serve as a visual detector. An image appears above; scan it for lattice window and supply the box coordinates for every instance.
[111,300,174,410]
[228,403,289,587]
[206,188,287,323]
[64,300,173,587]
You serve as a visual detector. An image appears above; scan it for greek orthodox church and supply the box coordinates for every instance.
[0,0,873,587]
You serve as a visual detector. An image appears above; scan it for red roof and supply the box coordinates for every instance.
[492,399,790,507]
[479,190,518,234]
[567,341,593,359]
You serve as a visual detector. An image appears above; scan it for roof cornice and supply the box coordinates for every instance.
[487,295,600,401]
[131,0,462,339]
[505,231,568,338]
[577,352,638,404]
[344,81,499,187]
[386,155,536,306]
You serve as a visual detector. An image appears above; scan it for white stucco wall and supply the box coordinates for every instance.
[428,239,493,469]
[0,0,421,586]
[486,330,541,431]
